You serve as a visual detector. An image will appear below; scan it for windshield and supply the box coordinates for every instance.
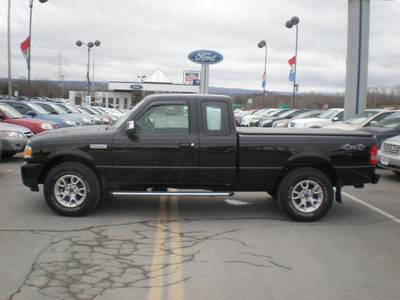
[0,104,24,118]
[29,103,51,115]
[61,104,80,114]
[50,104,71,114]
[114,100,145,129]
[344,110,379,125]
[292,111,321,120]
[279,110,299,118]
[318,110,339,119]
[375,114,400,128]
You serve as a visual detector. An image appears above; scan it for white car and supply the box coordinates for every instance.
[324,109,398,130]
[377,135,400,176]
[289,108,344,128]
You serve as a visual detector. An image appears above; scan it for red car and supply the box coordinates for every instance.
[0,102,60,134]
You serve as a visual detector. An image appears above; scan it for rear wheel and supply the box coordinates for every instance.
[277,168,333,222]
[44,162,101,216]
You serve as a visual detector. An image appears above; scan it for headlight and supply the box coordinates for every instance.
[2,131,24,138]
[274,122,288,128]
[24,145,32,159]
[39,123,54,130]
[63,120,80,126]
[81,118,93,123]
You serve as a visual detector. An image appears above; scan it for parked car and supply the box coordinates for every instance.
[258,109,314,128]
[2,100,81,127]
[0,123,33,158]
[324,109,398,130]
[55,103,104,125]
[0,102,60,134]
[377,135,400,176]
[76,106,116,124]
[33,102,96,126]
[272,110,322,128]
[289,108,344,128]
[237,109,263,127]
[358,112,400,146]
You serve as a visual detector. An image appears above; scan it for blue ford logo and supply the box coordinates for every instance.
[130,84,142,89]
[188,50,223,64]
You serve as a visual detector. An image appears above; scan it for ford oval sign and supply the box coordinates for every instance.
[188,50,223,64]
[130,84,142,90]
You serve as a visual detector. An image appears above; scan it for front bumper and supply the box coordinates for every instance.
[0,137,27,154]
[20,162,44,192]
[377,152,400,173]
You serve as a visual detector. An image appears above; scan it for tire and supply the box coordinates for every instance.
[44,162,101,216]
[277,168,333,222]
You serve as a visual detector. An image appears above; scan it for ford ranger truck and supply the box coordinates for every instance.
[21,94,380,221]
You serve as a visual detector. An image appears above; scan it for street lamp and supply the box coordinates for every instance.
[27,0,48,101]
[76,40,101,102]
[285,16,300,108]
[257,40,267,108]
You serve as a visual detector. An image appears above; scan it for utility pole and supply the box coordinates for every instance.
[7,0,12,98]
[53,53,67,97]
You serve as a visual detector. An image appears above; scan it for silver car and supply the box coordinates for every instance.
[377,135,400,176]
[0,123,33,158]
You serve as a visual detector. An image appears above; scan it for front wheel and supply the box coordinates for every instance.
[277,168,333,222]
[44,162,101,216]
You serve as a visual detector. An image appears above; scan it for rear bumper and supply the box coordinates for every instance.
[20,162,44,192]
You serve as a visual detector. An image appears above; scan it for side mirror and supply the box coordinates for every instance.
[27,110,36,117]
[125,120,137,137]
[370,121,378,127]
[332,117,339,122]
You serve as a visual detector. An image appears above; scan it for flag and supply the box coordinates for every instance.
[20,37,30,69]
[262,71,266,88]
[86,71,92,89]
[288,56,296,82]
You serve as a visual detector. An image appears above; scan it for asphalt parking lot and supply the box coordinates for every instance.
[1,153,400,300]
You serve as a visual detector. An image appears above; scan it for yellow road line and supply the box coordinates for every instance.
[148,197,167,300]
[148,196,185,300]
[168,197,184,300]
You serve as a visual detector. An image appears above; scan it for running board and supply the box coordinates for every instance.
[112,191,234,197]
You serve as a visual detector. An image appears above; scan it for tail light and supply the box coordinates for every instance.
[370,144,378,165]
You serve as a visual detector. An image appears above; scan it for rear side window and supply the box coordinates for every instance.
[201,102,230,136]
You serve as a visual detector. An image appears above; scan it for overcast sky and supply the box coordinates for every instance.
[1,0,399,94]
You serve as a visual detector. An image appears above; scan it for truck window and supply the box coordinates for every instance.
[136,104,189,134]
[201,102,230,136]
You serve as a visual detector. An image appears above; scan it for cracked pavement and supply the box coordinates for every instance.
[2,155,400,300]
[6,215,291,300]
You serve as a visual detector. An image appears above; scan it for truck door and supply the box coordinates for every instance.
[197,99,237,186]
[112,101,199,187]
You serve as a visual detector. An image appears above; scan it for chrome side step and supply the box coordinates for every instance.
[112,191,234,197]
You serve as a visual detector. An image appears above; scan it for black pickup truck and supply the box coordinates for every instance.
[21,94,380,221]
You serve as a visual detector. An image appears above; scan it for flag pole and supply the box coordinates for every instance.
[27,0,33,101]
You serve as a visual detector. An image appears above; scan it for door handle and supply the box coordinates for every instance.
[179,142,194,149]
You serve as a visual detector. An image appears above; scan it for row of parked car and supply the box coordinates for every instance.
[0,98,127,159]
[235,107,400,176]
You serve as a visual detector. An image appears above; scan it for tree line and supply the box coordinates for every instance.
[1,78,399,110]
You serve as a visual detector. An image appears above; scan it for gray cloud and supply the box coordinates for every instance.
[1,0,399,93]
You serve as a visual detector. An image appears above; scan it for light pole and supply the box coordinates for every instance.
[286,16,300,109]
[258,40,267,108]
[27,0,48,101]
[76,40,101,102]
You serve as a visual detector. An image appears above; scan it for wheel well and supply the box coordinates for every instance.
[272,160,338,190]
[38,156,103,192]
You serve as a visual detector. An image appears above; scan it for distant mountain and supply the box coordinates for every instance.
[209,86,262,96]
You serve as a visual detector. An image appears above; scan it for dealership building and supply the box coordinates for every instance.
[68,69,199,109]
